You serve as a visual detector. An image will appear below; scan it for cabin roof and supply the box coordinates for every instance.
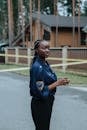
[32,13,87,28]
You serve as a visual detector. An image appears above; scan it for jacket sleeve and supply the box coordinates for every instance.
[30,64,50,99]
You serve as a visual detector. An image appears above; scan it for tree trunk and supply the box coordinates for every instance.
[72,0,75,47]
[54,0,58,47]
[18,0,25,47]
[7,0,14,46]
[77,0,81,46]
[29,0,33,46]
[37,0,40,39]
[54,0,57,15]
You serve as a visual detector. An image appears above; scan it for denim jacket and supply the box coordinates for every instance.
[29,57,57,100]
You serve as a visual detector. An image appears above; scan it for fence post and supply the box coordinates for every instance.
[5,48,8,64]
[16,47,19,64]
[62,46,68,73]
[27,48,31,67]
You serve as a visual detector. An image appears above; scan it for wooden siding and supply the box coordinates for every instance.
[13,20,87,48]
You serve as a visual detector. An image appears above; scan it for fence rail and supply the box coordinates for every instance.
[0,47,87,71]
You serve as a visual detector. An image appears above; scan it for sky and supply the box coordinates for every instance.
[58,0,86,16]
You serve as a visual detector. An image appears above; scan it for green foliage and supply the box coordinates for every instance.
[59,0,82,16]
[40,0,54,14]
[23,0,29,24]
[34,0,54,14]
[0,0,87,42]
[82,1,87,16]
[56,70,87,84]
[0,0,8,40]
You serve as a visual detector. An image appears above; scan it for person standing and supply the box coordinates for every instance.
[29,40,70,130]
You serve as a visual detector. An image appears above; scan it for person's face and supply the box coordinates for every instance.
[37,41,50,59]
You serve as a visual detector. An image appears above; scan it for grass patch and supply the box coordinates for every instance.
[55,70,87,85]
[0,64,87,85]
[0,64,29,75]
[0,64,25,69]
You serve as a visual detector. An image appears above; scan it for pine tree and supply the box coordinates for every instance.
[83,1,87,16]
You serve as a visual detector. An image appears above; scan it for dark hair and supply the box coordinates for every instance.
[34,40,42,49]
[32,40,43,64]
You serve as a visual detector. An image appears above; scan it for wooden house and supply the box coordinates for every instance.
[12,13,87,48]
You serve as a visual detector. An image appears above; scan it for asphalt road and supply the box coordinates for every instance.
[0,72,87,130]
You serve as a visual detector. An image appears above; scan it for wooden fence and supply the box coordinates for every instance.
[4,47,87,70]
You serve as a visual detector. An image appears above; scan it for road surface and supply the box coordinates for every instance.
[0,72,87,130]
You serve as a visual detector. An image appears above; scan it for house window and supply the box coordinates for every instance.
[43,30,50,40]
[81,31,86,45]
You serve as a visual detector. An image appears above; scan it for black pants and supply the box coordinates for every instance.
[31,96,54,130]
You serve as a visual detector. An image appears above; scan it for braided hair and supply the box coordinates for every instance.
[32,40,43,64]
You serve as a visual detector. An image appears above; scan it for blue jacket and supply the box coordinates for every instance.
[29,57,57,100]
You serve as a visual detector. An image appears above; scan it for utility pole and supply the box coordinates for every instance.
[7,0,14,46]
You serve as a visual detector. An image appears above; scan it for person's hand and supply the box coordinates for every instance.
[63,78,70,85]
[48,78,70,90]
[57,78,70,86]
